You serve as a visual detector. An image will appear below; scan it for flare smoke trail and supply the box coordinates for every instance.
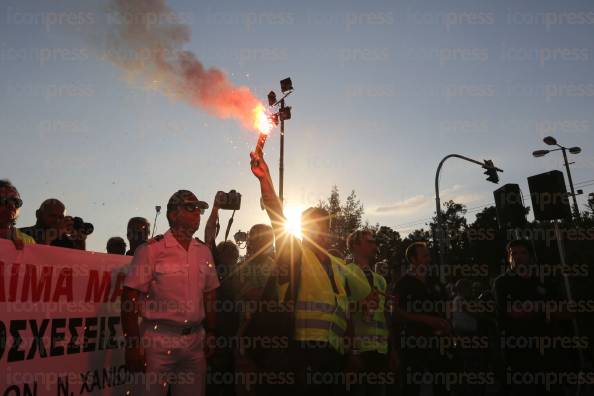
[105,0,262,131]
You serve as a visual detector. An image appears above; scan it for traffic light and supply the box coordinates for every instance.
[483,160,499,184]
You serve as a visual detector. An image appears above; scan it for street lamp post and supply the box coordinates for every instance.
[533,138,586,395]
[267,78,293,203]
[435,154,502,283]
[279,97,286,202]
[532,136,582,219]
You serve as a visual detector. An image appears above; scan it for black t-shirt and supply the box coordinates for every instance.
[493,269,552,337]
[492,269,565,369]
[394,273,447,336]
[20,225,75,248]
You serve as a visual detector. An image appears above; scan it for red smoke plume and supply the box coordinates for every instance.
[106,0,264,132]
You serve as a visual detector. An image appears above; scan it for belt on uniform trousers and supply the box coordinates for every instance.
[151,320,203,335]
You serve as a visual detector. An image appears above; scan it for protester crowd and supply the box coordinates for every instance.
[0,148,591,396]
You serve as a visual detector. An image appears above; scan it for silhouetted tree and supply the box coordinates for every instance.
[317,186,364,255]
[467,206,506,280]
[587,193,594,214]
[371,226,404,283]
[404,228,433,245]
[430,200,469,262]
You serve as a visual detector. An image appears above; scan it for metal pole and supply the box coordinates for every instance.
[151,206,161,238]
[435,158,447,284]
[560,146,580,219]
[279,98,285,203]
[434,154,500,284]
[553,220,584,396]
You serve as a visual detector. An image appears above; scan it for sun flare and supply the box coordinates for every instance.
[284,204,303,239]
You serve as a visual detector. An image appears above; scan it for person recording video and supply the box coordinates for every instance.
[20,198,93,250]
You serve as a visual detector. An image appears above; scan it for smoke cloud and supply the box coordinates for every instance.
[105,0,261,131]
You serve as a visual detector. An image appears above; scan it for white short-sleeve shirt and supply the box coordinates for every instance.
[124,230,220,325]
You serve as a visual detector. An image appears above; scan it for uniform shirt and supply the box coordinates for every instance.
[124,230,220,325]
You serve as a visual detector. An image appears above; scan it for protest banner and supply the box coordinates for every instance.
[0,239,131,396]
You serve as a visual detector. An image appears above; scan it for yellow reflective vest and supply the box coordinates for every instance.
[349,265,389,354]
[294,248,350,353]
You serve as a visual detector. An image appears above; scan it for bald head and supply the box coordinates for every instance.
[36,199,65,229]
[39,199,64,212]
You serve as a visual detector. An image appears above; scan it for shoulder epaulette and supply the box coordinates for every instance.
[147,235,164,244]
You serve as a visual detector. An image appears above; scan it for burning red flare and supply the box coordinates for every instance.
[253,104,273,135]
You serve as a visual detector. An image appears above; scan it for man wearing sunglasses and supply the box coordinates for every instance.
[0,179,35,247]
[122,189,220,396]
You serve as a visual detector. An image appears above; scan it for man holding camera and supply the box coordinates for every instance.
[20,198,64,244]
[20,198,93,250]
[121,189,220,396]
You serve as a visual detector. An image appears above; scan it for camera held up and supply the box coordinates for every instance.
[215,190,242,210]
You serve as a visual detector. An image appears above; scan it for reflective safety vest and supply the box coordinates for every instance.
[295,248,349,354]
[351,268,389,354]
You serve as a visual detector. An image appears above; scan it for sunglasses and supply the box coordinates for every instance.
[179,202,205,214]
[0,196,23,209]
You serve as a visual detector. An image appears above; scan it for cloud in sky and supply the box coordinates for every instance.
[372,185,485,215]
[374,194,430,214]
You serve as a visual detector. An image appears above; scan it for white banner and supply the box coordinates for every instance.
[0,239,132,396]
